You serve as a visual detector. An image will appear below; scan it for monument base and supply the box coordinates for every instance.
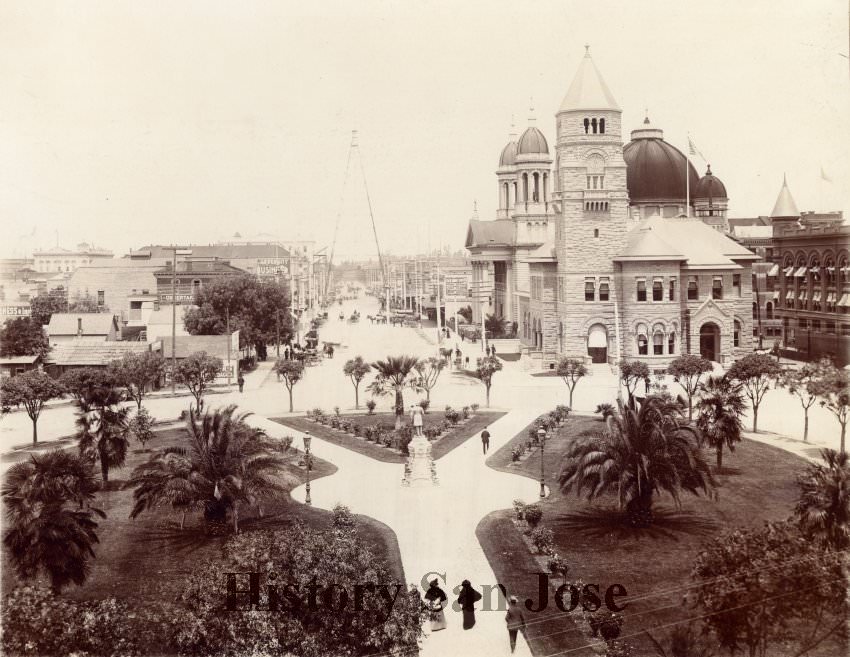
[401,434,438,486]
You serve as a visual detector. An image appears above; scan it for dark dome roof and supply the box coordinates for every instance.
[517,126,549,156]
[499,140,518,167]
[623,134,699,204]
[694,165,727,200]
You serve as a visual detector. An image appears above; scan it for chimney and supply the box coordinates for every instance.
[77,317,83,337]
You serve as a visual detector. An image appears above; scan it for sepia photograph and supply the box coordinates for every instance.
[1,1,848,656]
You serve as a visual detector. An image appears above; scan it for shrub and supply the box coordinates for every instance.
[595,403,615,420]
[382,434,393,448]
[332,504,357,530]
[471,403,480,413]
[548,554,569,581]
[363,426,375,441]
[446,410,461,424]
[419,399,430,413]
[352,424,361,437]
[340,420,352,433]
[330,417,340,429]
[461,406,470,420]
[555,404,571,421]
[530,527,555,554]
[311,407,324,420]
[524,504,543,527]
[279,435,294,452]
[444,406,454,420]
[512,499,526,521]
[366,399,376,415]
[511,445,523,462]
[129,407,156,447]
[334,406,341,417]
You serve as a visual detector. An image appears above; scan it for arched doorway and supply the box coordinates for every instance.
[587,324,608,363]
[699,322,721,362]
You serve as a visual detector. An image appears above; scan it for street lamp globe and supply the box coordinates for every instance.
[303,432,312,451]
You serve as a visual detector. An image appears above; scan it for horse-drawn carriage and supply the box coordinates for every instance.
[347,311,360,323]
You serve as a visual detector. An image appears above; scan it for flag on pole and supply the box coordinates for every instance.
[688,136,706,162]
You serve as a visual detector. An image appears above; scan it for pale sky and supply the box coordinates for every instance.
[1,0,848,261]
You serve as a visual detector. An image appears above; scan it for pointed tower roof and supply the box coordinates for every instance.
[559,46,620,113]
[770,175,800,218]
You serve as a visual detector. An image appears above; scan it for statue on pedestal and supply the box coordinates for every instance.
[401,404,438,486]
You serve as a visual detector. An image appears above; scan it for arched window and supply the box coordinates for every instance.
[668,331,676,354]
[653,331,664,355]
[532,172,540,202]
[583,118,589,134]
[599,118,605,134]
[636,324,648,355]
[522,173,529,201]
[591,118,598,134]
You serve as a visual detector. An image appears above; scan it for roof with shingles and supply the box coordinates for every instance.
[46,341,154,366]
[465,220,515,248]
[47,313,117,336]
[158,334,235,359]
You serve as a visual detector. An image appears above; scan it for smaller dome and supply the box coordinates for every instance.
[517,126,549,156]
[694,165,728,200]
[499,141,518,167]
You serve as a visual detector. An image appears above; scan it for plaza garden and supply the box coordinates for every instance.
[0,340,848,657]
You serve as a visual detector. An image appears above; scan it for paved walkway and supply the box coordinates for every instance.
[252,407,544,657]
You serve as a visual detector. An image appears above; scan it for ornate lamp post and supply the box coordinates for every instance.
[303,432,312,505]
[538,427,547,498]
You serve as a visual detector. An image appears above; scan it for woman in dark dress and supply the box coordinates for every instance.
[424,579,447,631]
[457,579,482,630]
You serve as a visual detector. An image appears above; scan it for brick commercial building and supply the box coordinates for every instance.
[466,48,757,370]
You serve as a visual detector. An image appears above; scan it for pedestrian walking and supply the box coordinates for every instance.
[481,427,490,454]
[424,579,447,632]
[505,595,527,653]
[457,579,483,630]
[237,374,245,393]
[491,345,497,358]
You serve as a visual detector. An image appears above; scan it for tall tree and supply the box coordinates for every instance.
[1,450,104,593]
[556,357,589,408]
[59,367,111,413]
[273,359,305,413]
[727,353,781,433]
[794,448,850,551]
[810,359,850,455]
[128,449,199,530]
[0,317,49,359]
[776,360,821,442]
[75,381,131,483]
[413,356,445,402]
[1,371,65,444]
[619,360,651,407]
[666,354,713,420]
[343,356,371,409]
[695,375,746,470]
[109,351,166,410]
[173,351,223,414]
[28,286,68,325]
[558,397,714,527]
[692,521,847,657]
[368,355,421,429]
[475,355,503,407]
[183,275,292,354]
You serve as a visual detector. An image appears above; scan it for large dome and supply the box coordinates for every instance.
[694,165,727,200]
[499,140,518,167]
[623,121,699,204]
[517,126,549,156]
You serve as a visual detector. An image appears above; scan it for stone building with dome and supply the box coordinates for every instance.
[466,48,758,370]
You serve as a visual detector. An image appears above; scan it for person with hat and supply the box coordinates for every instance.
[423,579,447,632]
[505,595,527,653]
[480,426,491,455]
[457,579,483,630]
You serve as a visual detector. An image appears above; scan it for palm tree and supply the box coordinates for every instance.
[128,448,199,529]
[369,355,421,429]
[558,396,715,527]
[75,384,131,483]
[130,405,295,532]
[695,375,746,470]
[1,451,104,592]
[794,448,850,551]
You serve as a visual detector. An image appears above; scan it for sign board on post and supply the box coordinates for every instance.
[444,270,472,303]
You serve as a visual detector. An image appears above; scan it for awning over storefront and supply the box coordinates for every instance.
[783,266,794,277]
[767,264,779,277]
[793,266,807,277]
[838,294,850,307]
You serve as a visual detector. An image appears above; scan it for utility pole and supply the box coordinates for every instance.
[436,251,443,343]
[165,247,193,394]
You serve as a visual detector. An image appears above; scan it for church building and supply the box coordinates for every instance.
[466,48,758,370]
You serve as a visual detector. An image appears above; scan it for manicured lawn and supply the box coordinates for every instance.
[273,411,504,464]
[2,425,406,625]
[479,414,832,656]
